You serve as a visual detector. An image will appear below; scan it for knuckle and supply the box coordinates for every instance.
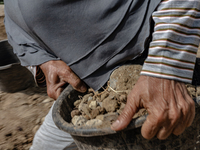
[62,68,72,76]
[155,113,165,125]
[47,88,55,99]
[189,99,195,109]
[181,102,190,114]
[171,110,181,122]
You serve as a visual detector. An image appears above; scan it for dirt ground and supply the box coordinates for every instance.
[0,5,54,150]
[0,4,200,150]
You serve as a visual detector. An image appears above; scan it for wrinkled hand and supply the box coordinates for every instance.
[111,75,195,140]
[40,60,87,100]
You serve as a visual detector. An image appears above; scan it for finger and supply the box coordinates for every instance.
[184,93,195,127]
[157,109,180,139]
[173,99,195,135]
[47,84,57,100]
[111,93,139,131]
[172,85,195,135]
[172,122,185,136]
[157,125,175,140]
[55,87,64,100]
[61,66,87,93]
[178,83,195,127]
[141,115,161,140]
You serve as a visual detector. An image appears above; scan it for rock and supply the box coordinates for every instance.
[97,102,103,107]
[78,101,91,118]
[16,126,23,131]
[32,125,40,134]
[74,100,81,108]
[86,119,103,127]
[109,65,142,91]
[72,116,87,126]
[88,96,93,102]
[83,115,90,120]
[96,115,104,121]
[197,86,200,96]
[91,108,100,119]
[100,92,109,100]
[109,79,117,90]
[96,113,118,123]
[42,98,53,103]
[102,98,118,112]
[97,106,106,114]
[82,93,93,103]
[88,88,94,93]
[108,92,118,100]
[119,94,127,103]
[5,132,12,137]
[71,110,81,118]
[31,94,40,101]
[186,84,196,98]
[89,101,97,110]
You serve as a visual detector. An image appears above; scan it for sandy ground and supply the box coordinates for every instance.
[0,5,54,150]
[0,4,200,150]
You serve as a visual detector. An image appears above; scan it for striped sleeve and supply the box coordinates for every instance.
[140,0,200,83]
[26,66,46,87]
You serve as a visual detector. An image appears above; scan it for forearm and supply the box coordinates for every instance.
[141,0,200,83]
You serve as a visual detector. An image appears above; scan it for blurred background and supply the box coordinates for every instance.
[0,4,54,150]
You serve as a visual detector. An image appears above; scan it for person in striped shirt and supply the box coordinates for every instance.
[4,0,200,149]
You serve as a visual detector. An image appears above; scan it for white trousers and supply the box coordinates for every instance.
[30,102,78,150]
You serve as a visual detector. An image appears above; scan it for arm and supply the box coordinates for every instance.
[112,0,200,140]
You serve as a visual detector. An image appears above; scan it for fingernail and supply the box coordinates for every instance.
[111,120,120,130]
[80,85,87,92]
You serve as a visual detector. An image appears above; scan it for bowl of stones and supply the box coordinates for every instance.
[53,64,200,150]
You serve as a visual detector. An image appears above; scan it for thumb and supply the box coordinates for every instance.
[111,94,139,131]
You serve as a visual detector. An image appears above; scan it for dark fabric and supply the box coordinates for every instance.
[4,0,161,90]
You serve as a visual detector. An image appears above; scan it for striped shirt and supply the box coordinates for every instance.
[141,0,200,83]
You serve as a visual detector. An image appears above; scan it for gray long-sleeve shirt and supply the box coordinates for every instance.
[4,0,161,90]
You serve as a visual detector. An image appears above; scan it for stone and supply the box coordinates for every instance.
[85,119,103,127]
[89,101,97,110]
[91,108,100,119]
[100,92,109,100]
[96,115,104,121]
[88,96,93,102]
[71,110,81,118]
[119,94,127,103]
[42,98,53,103]
[78,102,91,118]
[82,93,93,103]
[96,113,118,123]
[97,102,103,107]
[97,106,106,114]
[31,94,40,101]
[74,100,81,107]
[72,116,87,126]
[102,98,118,112]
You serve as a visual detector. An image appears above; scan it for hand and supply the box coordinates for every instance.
[40,60,87,100]
[111,75,195,140]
